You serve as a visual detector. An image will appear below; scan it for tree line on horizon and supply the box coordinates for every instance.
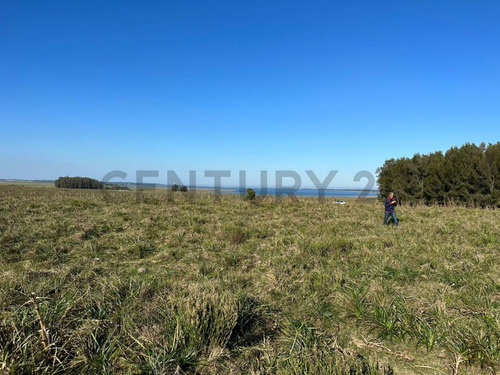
[55,176,131,190]
[55,176,103,189]
[377,142,500,207]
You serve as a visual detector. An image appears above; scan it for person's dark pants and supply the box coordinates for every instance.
[384,211,399,225]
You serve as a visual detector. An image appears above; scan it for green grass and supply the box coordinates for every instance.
[0,186,499,374]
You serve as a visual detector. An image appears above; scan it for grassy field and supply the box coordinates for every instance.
[0,181,55,188]
[0,186,499,374]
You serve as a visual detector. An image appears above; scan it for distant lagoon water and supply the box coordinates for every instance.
[222,188,378,198]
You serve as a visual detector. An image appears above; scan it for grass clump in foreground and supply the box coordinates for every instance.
[0,185,499,374]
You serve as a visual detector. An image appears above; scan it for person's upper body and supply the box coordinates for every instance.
[385,192,397,212]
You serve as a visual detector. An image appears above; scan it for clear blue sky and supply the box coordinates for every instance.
[1,0,499,188]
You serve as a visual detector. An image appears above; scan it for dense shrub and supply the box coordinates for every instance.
[246,188,256,200]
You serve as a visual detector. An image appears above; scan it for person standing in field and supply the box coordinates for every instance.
[384,192,399,226]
